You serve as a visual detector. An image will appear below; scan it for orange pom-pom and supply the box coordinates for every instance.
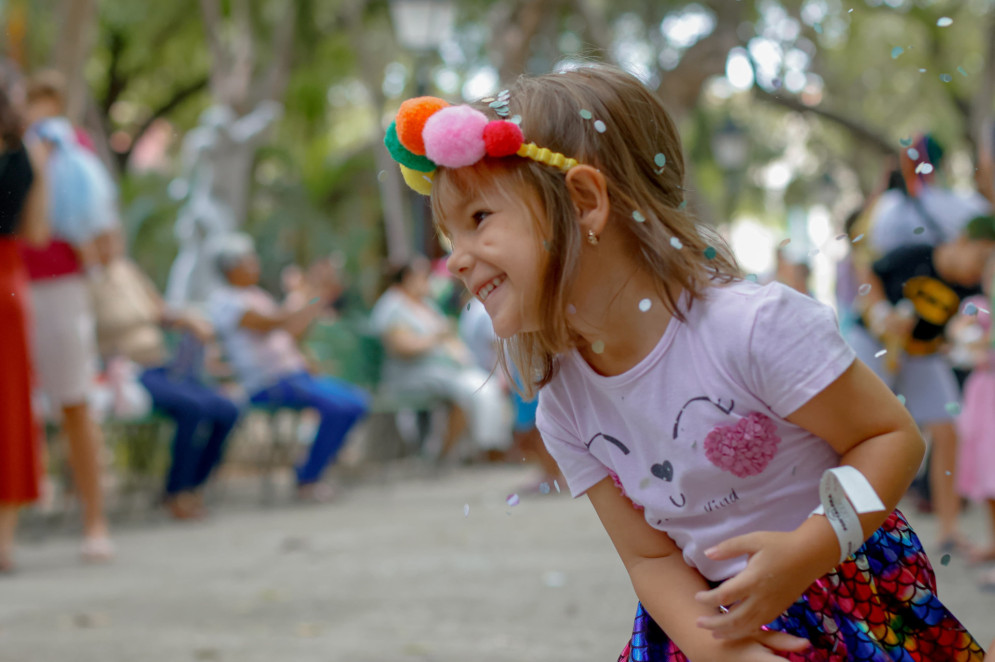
[396,97,449,156]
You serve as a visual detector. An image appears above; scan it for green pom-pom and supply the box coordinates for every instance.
[385,122,436,172]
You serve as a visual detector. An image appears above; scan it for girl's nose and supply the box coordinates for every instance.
[447,242,472,278]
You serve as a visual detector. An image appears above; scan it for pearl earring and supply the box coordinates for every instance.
[587,230,599,246]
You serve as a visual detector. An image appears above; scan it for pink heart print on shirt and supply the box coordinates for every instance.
[703,411,781,478]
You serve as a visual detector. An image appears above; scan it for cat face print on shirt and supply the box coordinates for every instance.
[589,396,782,514]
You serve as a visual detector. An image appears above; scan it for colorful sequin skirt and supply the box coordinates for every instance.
[619,511,985,661]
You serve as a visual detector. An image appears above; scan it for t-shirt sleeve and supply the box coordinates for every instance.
[743,285,856,418]
[209,290,248,337]
[535,390,610,498]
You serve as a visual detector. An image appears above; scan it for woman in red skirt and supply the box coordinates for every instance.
[0,72,49,573]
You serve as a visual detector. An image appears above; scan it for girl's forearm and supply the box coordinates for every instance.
[628,554,734,659]
[838,426,924,540]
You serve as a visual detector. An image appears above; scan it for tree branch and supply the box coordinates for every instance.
[754,87,895,156]
[118,76,210,170]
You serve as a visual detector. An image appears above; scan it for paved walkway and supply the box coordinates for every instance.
[1,463,993,661]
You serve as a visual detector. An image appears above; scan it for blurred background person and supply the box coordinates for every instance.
[208,233,368,502]
[0,64,49,573]
[371,257,511,462]
[20,70,115,562]
[91,226,239,520]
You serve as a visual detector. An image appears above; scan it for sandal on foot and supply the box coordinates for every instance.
[80,536,115,564]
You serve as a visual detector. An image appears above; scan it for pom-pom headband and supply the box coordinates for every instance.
[384,96,581,195]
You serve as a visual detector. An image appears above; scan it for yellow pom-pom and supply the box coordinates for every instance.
[400,164,434,195]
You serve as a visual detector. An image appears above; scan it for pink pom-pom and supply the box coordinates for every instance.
[423,106,489,168]
[483,121,524,157]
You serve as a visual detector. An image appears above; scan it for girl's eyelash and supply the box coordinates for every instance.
[472,210,491,224]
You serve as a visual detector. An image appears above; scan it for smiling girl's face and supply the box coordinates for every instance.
[442,172,547,339]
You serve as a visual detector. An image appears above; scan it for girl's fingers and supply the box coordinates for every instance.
[755,629,812,653]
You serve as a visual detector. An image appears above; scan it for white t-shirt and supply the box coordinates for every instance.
[536,281,856,581]
[208,285,307,395]
[870,186,991,256]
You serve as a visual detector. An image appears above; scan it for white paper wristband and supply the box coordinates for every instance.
[810,466,886,564]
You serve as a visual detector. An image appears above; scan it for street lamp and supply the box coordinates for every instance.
[389,0,455,54]
[711,119,749,219]
[388,0,455,259]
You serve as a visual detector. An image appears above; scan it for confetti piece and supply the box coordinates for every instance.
[900,137,912,146]
[654,153,667,168]
[919,68,927,73]
[875,349,888,358]
[594,120,607,133]
[940,553,951,566]
[539,482,550,494]
[554,480,561,493]
[891,46,904,59]
[919,163,934,174]
[957,66,968,77]
[940,73,953,83]
[937,16,953,27]
[632,210,646,222]
[638,298,652,312]
[897,394,906,405]
[852,234,864,243]
[778,238,792,249]
[964,302,979,315]
[913,226,925,234]
[591,340,605,354]
[579,109,593,120]
[506,493,520,507]
[945,402,961,416]
[745,273,759,282]
[464,503,470,517]
[678,200,688,210]
[377,170,387,182]
[836,233,848,241]
[704,246,718,260]
[907,147,920,160]
[858,283,872,296]
[670,237,683,250]
[509,115,522,124]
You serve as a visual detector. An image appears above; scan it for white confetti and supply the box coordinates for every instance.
[875,349,887,358]
[915,162,934,174]
[554,480,561,493]
[593,120,607,133]
[506,493,519,507]
[670,237,683,250]
[591,340,605,354]
[638,298,652,312]
[464,503,470,517]
[852,234,864,243]
[937,16,953,27]
[858,283,872,296]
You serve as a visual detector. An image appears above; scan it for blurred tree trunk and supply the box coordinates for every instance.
[344,0,410,268]
[52,0,98,123]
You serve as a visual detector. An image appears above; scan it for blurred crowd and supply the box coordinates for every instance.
[0,66,558,575]
[2,58,995,604]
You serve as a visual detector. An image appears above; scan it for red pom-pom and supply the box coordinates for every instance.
[396,97,450,155]
[483,121,524,158]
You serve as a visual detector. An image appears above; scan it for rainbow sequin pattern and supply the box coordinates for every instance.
[619,511,985,661]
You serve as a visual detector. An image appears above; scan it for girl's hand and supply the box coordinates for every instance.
[710,629,812,661]
[694,528,833,641]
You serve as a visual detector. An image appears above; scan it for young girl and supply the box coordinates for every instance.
[383,66,986,660]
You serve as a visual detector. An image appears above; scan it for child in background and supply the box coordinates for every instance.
[384,67,986,660]
[951,253,995,583]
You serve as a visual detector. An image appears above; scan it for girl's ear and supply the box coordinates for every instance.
[565,165,610,237]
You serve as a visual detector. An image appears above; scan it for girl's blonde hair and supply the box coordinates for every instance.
[432,66,740,398]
